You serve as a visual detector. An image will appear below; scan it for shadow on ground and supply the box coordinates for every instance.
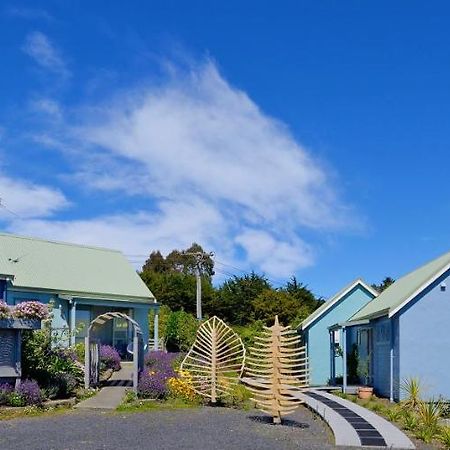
[248,415,310,429]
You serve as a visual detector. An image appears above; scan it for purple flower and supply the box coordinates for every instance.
[13,301,49,320]
[144,351,178,371]
[138,352,179,399]
[99,345,121,371]
[16,379,42,405]
[138,368,175,399]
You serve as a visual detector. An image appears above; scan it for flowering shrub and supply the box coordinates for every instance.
[13,301,49,320]
[138,351,179,399]
[99,345,121,371]
[0,380,42,406]
[0,301,9,319]
[138,369,173,399]
[16,379,42,405]
[145,351,179,371]
[167,370,199,402]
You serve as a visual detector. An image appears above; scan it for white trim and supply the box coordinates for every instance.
[301,278,378,330]
[389,262,450,318]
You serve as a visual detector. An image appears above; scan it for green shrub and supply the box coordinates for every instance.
[417,399,443,440]
[402,410,419,431]
[401,378,422,411]
[220,383,252,410]
[21,329,83,398]
[386,406,403,422]
[439,426,450,449]
[165,310,199,352]
[74,343,85,362]
[8,392,26,407]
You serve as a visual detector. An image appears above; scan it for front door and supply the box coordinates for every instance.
[357,328,373,384]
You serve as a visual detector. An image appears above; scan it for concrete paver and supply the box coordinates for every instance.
[75,362,134,410]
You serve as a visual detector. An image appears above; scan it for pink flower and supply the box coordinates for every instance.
[12,301,49,320]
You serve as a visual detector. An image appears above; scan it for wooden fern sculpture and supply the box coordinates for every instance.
[181,316,246,403]
[243,315,309,424]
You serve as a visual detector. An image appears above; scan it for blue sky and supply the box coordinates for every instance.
[1,1,450,297]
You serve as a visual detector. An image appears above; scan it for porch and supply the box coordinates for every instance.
[328,319,396,401]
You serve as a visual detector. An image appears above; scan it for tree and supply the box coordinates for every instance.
[371,277,395,293]
[140,243,215,313]
[206,273,271,325]
[140,270,214,314]
[252,289,310,326]
[142,251,170,273]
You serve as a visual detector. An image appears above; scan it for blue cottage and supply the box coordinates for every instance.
[339,251,450,401]
[0,233,159,353]
[299,279,378,386]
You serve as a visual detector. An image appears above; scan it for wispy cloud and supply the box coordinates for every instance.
[11,59,357,278]
[22,31,69,77]
[0,175,69,219]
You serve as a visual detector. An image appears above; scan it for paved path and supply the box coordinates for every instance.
[298,389,415,449]
[75,362,133,410]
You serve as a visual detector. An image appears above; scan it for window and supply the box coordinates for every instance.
[75,308,91,345]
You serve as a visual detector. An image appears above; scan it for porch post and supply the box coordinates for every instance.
[390,319,394,402]
[342,326,347,393]
[70,299,77,346]
[329,330,335,385]
[84,335,90,389]
[133,330,139,393]
[153,311,159,351]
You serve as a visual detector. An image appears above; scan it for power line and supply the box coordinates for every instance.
[0,198,21,219]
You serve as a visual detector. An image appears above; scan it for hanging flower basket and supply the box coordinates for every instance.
[0,318,42,330]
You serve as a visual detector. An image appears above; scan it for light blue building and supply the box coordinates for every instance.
[299,279,378,386]
[0,233,159,353]
[339,251,450,401]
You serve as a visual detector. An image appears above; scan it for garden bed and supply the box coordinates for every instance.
[337,391,449,449]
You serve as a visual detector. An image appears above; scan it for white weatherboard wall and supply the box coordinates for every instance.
[305,285,375,386]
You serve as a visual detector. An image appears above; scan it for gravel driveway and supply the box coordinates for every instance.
[0,405,340,450]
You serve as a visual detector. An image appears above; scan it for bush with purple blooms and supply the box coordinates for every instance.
[145,351,179,371]
[99,345,121,371]
[13,301,49,320]
[0,380,42,406]
[16,379,42,405]
[138,351,179,399]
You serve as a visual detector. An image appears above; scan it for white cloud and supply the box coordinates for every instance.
[75,62,346,230]
[0,175,69,219]
[22,31,69,77]
[23,60,356,278]
[235,229,314,278]
[8,198,228,261]
[30,98,62,120]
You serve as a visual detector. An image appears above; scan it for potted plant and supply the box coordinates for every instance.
[357,354,373,399]
[0,301,48,329]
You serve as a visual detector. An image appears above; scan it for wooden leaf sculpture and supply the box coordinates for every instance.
[181,316,246,403]
[243,315,309,424]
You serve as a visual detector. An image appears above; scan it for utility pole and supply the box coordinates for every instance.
[184,250,214,321]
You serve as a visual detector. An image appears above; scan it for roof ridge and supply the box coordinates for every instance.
[0,232,122,254]
[349,249,450,322]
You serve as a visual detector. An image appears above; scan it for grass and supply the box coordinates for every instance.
[116,397,201,413]
[0,404,72,421]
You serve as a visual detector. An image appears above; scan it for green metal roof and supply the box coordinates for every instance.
[300,278,378,330]
[350,250,450,322]
[0,233,155,304]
